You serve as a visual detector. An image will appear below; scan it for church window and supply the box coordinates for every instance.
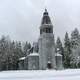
[45,28,51,33]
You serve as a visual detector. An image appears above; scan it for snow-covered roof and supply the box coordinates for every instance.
[48,61,51,63]
[19,57,26,60]
[28,52,39,56]
[55,53,62,56]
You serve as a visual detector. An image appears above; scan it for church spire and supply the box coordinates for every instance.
[44,8,48,15]
[40,9,53,34]
[45,8,47,12]
[41,9,51,25]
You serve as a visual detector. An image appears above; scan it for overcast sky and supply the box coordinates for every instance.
[0,0,80,43]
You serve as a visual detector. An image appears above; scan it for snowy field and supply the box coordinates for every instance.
[0,69,80,80]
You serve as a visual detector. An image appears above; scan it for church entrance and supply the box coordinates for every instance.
[47,62,52,69]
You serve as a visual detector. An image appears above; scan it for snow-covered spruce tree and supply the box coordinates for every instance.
[8,41,16,70]
[64,32,72,68]
[23,42,31,56]
[0,36,6,70]
[71,28,80,48]
[0,35,12,70]
[56,37,64,60]
[13,41,24,69]
[70,28,80,68]
[27,43,31,53]
[23,41,28,56]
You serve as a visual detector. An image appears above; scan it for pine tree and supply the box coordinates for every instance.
[12,41,23,70]
[0,35,12,70]
[33,42,39,53]
[64,32,72,68]
[56,37,64,60]
[23,41,28,56]
[71,28,80,48]
[70,28,80,68]
[27,43,31,50]
[23,42,31,56]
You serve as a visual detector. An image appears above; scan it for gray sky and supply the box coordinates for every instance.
[0,0,80,43]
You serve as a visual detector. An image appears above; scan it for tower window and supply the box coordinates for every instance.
[40,28,53,34]
[46,28,51,33]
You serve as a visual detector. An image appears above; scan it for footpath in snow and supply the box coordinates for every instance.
[0,69,80,80]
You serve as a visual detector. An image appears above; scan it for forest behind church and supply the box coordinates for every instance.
[0,27,80,70]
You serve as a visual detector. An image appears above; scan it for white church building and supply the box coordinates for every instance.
[18,9,63,70]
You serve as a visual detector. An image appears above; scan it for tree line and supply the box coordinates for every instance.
[0,28,80,70]
[0,35,31,70]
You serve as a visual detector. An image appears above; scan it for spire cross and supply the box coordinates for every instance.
[45,8,47,12]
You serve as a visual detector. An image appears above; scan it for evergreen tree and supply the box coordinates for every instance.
[27,43,31,50]
[0,35,12,70]
[56,37,64,60]
[23,41,28,56]
[23,42,31,56]
[33,42,39,53]
[70,28,80,68]
[11,41,23,70]
[71,28,80,48]
[64,32,72,68]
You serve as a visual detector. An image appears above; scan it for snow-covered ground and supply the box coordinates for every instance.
[0,69,80,80]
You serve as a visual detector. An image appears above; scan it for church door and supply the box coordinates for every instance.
[47,63,52,69]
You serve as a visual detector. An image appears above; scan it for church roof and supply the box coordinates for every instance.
[55,53,62,56]
[41,9,51,25]
[19,57,26,60]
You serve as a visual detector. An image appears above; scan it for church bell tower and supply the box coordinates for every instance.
[40,9,53,34]
[38,9,56,70]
